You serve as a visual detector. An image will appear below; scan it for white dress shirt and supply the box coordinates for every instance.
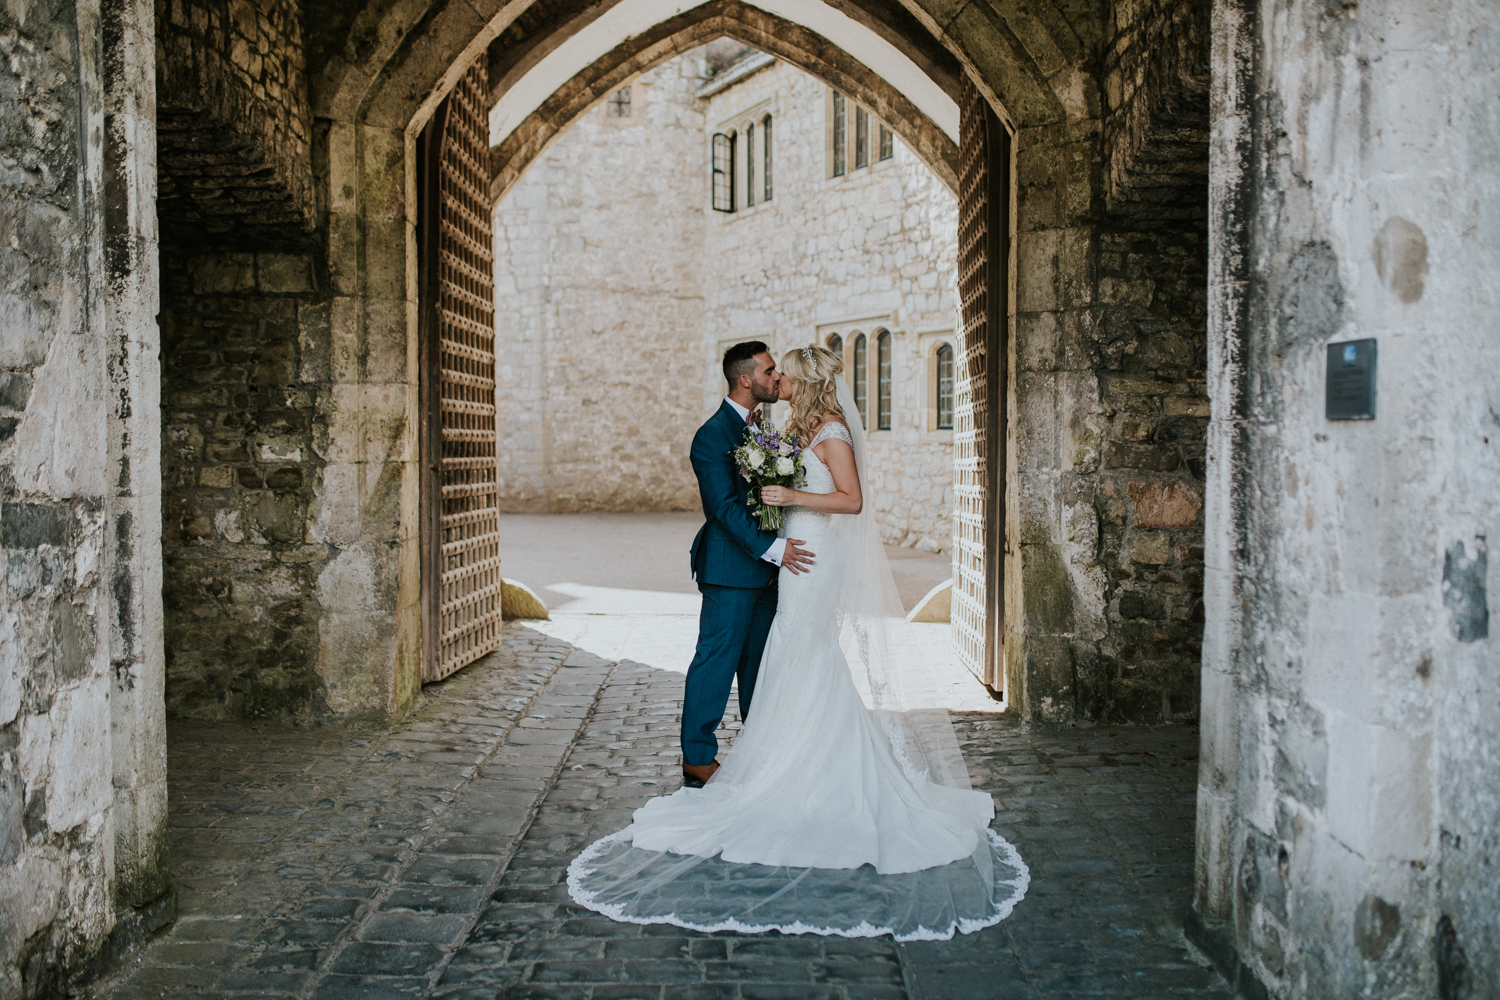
[724,397,787,567]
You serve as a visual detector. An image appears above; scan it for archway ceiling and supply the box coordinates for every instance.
[310,0,1089,138]
[484,0,963,111]
[487,0,965,203]
[487,0,960,147]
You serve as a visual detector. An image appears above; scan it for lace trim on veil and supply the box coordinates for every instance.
[566,827,1031,943]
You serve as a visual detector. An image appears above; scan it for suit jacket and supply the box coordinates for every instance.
[689,400,779,589]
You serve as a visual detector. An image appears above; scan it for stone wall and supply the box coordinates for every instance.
[2,0,170,992]
[1101,0,1211,217]
[1060,217,1209,723]
[1001,0,1209,723]
[154,0,314,246]
[152,0,341,724]
[701,58,960,552]
[492,50,960,551]
[492,55,708,513]
[158,250,331,721]
[1194,0,1500,995]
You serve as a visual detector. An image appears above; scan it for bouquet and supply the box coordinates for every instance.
[733,420,807,532]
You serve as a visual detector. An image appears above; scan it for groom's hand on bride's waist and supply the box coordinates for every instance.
[782,538,815,575]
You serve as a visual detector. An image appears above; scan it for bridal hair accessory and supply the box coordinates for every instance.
[801,345,817,376]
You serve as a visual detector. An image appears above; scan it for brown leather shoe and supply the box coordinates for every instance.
[681,760,720,788]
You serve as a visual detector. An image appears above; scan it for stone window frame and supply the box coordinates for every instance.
[762,113,774,202]
[601,82,643,126]
[851,331,869,428]
[745,121,756,207]
[917,329,957,442]
[711,130,736,212]
[607,86,631,118]
[875,328,893,430]
[815,313,893,434]
[826,88,898,182]
[855,105,870,169]
[829,89,847,177]
[713,97,776,219]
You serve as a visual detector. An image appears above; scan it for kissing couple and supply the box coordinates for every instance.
[567,341,1029,941]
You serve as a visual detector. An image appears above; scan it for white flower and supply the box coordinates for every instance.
[775,456,795,476]
[778,440,793,456]
[745,447,766,470]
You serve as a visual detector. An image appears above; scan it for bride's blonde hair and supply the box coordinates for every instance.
[779,345,846,445]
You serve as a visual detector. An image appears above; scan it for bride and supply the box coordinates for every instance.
[567,345,1028,941]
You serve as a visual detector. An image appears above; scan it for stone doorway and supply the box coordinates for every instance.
[146,0,1209,733]
[481,39,987,696]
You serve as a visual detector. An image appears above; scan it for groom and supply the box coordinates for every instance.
[681,342,815,788]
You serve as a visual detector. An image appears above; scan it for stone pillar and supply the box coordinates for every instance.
[1,0,169,989]
[103,0,172,927]
[1194,0,1500,994]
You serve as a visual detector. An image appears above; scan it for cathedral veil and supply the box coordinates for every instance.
[827,375,975,793]
[565,374,1028,942]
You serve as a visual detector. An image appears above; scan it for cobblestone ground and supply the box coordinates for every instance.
[95,628,1229,999]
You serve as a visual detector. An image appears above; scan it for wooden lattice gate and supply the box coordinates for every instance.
[951,76,1011,693]
[417,59,503,683]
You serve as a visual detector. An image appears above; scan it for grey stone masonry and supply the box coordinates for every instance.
[96,626,1227,999]
[158,246,332,722]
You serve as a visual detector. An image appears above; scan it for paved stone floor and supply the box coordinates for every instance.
[94,628,1229,999]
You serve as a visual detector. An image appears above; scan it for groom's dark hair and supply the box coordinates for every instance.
[722,341,769,389]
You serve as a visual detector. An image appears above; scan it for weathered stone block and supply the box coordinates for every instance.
[194,254,257,294]
[1129,531,1171,565]
[256,254,313,293]
[1126,481,1202,529]
[1106,441,1180,472]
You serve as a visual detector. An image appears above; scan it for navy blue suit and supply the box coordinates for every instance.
[682,400,780,766]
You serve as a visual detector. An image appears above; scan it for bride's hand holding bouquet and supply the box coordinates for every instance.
[733,422,806,532]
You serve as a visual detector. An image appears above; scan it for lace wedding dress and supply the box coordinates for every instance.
[568,380,1028,941]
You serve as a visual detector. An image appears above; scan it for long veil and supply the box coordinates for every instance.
[565,376,1028,941]
[827,375,975,791]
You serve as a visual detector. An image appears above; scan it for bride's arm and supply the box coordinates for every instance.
[760,439,862,514]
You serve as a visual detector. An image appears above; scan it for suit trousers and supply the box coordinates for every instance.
[680,579,778,767]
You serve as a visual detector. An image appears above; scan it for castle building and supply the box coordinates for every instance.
[493,45,958,552]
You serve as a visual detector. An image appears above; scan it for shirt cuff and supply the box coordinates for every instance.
[760,538,787,566]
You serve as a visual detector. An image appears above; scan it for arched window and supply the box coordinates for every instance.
[746,123,755,207]
[936,343,954,429]
[852,333,868,428]
[712,131,736,212]
[826,333,842,357]
[876,330,892,430]
[831,92,847,177]
[762,114,773,201]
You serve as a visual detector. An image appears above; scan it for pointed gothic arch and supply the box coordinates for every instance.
[487,2,965,204]
[307,0,1069,703]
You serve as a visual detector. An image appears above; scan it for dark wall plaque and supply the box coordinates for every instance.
[1326,338,1376,420]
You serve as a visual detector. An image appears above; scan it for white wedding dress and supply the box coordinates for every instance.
[568,381,1028,941]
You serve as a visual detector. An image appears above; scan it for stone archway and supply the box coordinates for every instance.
[485,1,965,203]
[149,0,1206,728]
[309,0,1093,716]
